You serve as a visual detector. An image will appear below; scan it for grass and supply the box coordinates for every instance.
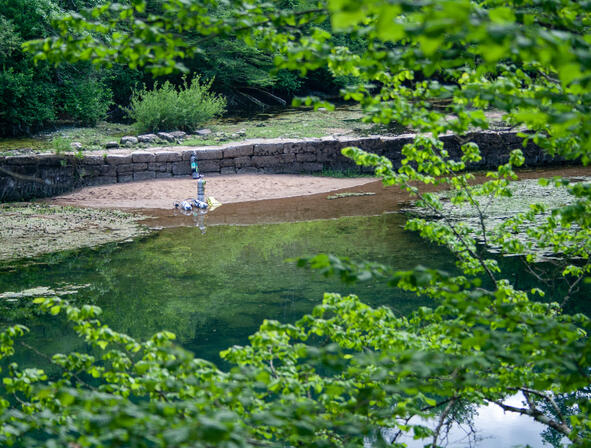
[183,106,378,146]
[0,122,136,155]
[0,106,407,155]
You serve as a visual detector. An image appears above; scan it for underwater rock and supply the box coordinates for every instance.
[0,204,149,262]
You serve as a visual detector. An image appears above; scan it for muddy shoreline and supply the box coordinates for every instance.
[0,205,148,262]
[1,166,590,263]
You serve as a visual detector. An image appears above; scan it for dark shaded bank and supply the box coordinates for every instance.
[0,130,569,201]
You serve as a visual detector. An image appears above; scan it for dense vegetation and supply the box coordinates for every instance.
[1,0,591,447]
[127,76,227,133]
[0,0,117,135]
[0,0,349,136]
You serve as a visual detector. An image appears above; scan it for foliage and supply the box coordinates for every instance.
[0,0,58,135]
[0,67,56,135]
[0,16,22,63]
[0,0,119,135]
[0,282,589,447]
[59,74,112,126]
[50,135,73,154]
[9,0,591,446]
[127,76,226,133]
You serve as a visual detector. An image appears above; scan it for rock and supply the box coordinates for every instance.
[133,171,155,181]
[131,152,155,163]
[169,131,187,140]
[138,134,158,143]
[106,154,132,165]
[154,151,182,162]
[120,136,139,146]
[223,145,254,158]
[195,128,212,136]
[157,132,175,142]
[70,142,83,151]
[105,141,119,149]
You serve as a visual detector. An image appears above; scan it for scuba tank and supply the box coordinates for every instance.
[197,178,206,202]
[190,153,199,179]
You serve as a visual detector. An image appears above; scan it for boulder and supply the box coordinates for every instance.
[105,141,119,149]
[137,134,158,143]
[70,142,83,150]
[195,128,212,136]
[120,136,139,146]
[157,132,175,142]
[169,131,187,140]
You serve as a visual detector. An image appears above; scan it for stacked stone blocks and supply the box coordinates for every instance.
[0,131,568,201]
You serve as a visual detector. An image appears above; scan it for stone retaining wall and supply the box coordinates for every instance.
[0,131,565,202]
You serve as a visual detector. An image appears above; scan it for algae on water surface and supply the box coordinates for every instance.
[0,204,149,262]
[407,176,591,259]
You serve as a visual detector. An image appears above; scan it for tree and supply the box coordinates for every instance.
[2,0,591,446]
[0,0,114,135]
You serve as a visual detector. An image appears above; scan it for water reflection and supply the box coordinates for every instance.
[1,207,588,446]
[174,206,208,234]
[0,213,441,363]
[366,393,551,448]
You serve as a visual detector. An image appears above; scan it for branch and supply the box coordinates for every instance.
[241,87,287,106]
[416,191,498,287]
[388,397,459,445]
[268,358,278,378]
[561,259,589,306]
[490,399,579,442]
[509,387,566,425]
[238,91,267,109]
[431,397,457,448]
[0,166,48,184]
[19,341,97,391]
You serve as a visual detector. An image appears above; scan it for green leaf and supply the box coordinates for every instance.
[489,7,516,24]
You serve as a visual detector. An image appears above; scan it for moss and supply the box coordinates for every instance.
[0,106,410,155]
[0,204,149,262]
[407,176,591,258]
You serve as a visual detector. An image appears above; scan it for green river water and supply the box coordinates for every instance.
[0,213,444,363]
[0,207,588,447]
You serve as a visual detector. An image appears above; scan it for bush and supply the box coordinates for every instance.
[127,76,226,133]
[60,76,112,126]
[0,67,56,136]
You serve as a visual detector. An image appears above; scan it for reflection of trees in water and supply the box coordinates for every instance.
[370,389,585,447]
[0,214,440,361]
[2,214,590,445]
[495,251,591,315]
[369,399,479,447]
[540,386,591,447]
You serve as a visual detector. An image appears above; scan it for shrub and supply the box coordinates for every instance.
[50,135,72,154]
[127,76,226,133]
[60,76,112,126]
[0,67,56,136]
